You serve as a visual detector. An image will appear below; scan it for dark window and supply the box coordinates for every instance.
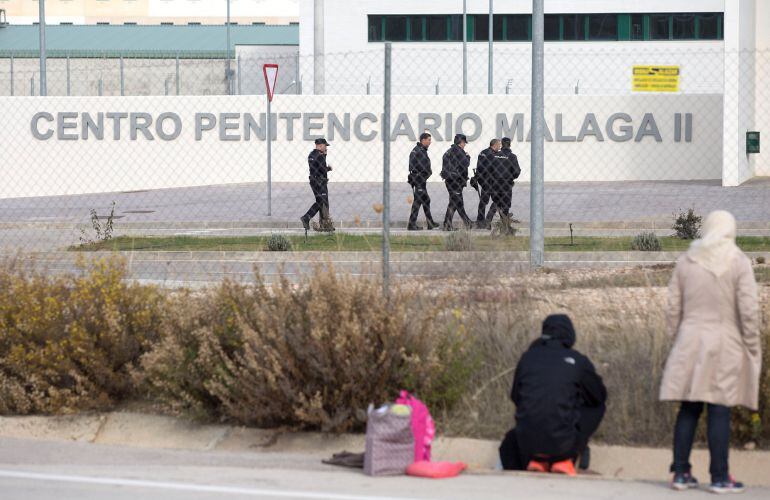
[650,14,670,40]
[588,14,617,40]
[426,15,447,41]
[698,13,719,39]
[474,14,490,41]
[368,15,383,41]
[448,14,463,41]
[384,16,407,41]
[631,14,644,40]
[409,16,424,40]
[506,15,529,41]
[493,14,504,41]
[544,14,560,41]
[672,14,695,39]
[562,14,584,41]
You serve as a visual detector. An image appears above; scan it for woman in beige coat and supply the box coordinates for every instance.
[660,210,761,494]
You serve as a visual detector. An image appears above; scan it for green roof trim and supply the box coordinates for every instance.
[0,24,298,58]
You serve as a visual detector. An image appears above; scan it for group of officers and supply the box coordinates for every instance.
[300,134,521,232]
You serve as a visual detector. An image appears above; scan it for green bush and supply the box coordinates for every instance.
[137,267,475,432]
[265,233,292,252]
[631,232,662,252]
[0,256,165,414]
[673,207,702,240]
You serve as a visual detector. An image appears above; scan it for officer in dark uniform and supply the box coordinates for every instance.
[440,134,473,231]
[473,138,501,229]
[485,136,521,228]
[407,132,439,230]
[300,138,334,232]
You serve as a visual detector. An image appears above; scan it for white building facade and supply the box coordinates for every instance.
[300,1,769,186]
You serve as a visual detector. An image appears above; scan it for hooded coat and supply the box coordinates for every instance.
[511,315,607,457]
[659,211,761,410]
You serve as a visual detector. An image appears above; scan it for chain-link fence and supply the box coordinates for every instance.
[0,44,767,285]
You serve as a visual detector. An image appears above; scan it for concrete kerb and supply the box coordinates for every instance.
[2,412,770,486]
[4,219,770,233]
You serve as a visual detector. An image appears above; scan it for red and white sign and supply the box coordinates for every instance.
[263,64,279,102]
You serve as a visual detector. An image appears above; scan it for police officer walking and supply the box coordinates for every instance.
[300,138,334,232]
[440,134,473,231]
[407,132,439,231]
[473,138,502,229]
[485,136,521,231]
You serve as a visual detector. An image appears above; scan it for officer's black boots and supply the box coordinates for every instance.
[407,223,422,231]
[300,215,310,231]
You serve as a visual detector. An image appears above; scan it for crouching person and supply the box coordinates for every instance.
[499,314,607,475]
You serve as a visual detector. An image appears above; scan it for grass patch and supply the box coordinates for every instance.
[69,234,770,253]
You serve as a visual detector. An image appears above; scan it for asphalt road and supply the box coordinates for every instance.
[3,438,767,500]
[2,179,769,227]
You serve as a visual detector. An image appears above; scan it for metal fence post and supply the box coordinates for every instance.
[488,0,493,94]
[176,53,180,95]
[119,56,124,96]
[38,0,47,96]
[366,75,370,95]
[435,78,440,95]
[98,78,103,96]
[9,55,13,96]
[382,42,392,298]
[66,55,70,96]
[237,55,242,95]
[30,76,34,96]
[530,0,545,269]
[294,51,301,94]
[462,0,467,94]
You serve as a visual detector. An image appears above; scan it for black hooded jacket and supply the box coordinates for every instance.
[511,315,607,457]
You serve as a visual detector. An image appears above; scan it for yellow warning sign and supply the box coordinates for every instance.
[632,65,680,92]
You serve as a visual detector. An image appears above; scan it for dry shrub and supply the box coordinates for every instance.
[733,295,770,446]
[446,282,770,447]
[138,266,475,432]
[445,285,676,446]
[0,256,165,414]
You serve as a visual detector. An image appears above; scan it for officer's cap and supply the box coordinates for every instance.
[453,134,468,145]
[315,138,330,146]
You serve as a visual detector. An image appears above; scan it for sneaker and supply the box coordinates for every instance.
[300,216,310,231]
[672,472,699,491]
[526,460,549,473]
[551,459,577,477]
[709,477,745,494]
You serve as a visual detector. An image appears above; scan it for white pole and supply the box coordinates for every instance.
[462,0,467,94]
[267,95,272,216]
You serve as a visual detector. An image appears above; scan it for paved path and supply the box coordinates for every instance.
[2,179,769,227]
[1,179,768,252]
[2,438,767,500]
